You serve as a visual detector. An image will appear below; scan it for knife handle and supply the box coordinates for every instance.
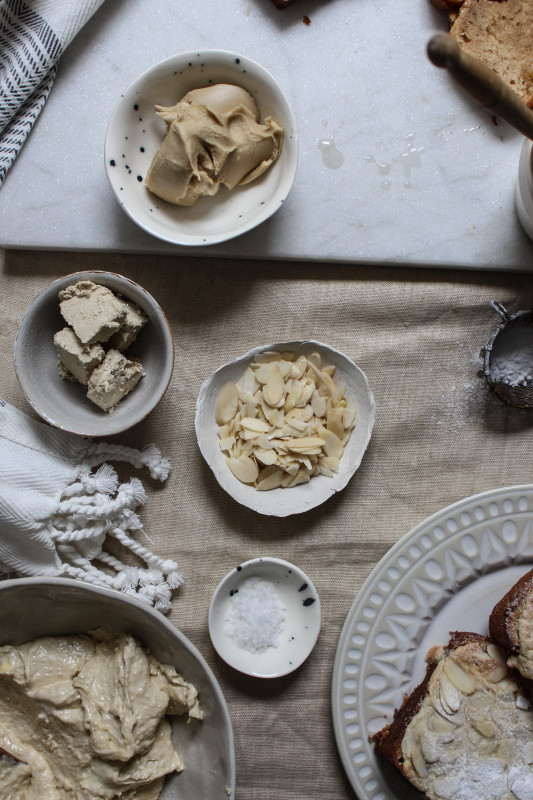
[427,33,533,142]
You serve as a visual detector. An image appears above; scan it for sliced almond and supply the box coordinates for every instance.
[307,352,322,368]
[285,408,311,424]
[263,364,285,407]
[255,449,279,466]
[311,392,327,418]
[326,407,345,439]
[239,417,270,433]
[443,659,475,695]
[291,355,307,379]
[286,436,326,453]
[306,360,336,394]
[254,362,274,384]
[287,469,311,487]
[226,455,259,484]
[410,747,428,779]
[488,664,508,683]
[219,435,236,452]
[215,382,239,425]
[470,714,495,739]
[253,350,282,364]
[317,427,344,459]
[486,644,505,665]
[256,466,285,491]
[331,380,346,405]
[320,455,340,472]
[284,380,303,412]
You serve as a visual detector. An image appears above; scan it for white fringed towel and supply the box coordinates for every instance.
[0,0,106,185]
[0,399,181,613]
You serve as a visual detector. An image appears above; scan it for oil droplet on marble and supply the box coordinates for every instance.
[318,138,344,169]
[364,134,423,187]
[363,156,391,175]
[393,133,423,179]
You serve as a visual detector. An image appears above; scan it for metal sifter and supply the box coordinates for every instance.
[482,301,533,408]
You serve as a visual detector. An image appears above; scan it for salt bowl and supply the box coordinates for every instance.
[208,557,321,678]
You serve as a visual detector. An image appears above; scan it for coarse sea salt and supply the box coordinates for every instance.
[224,576,286,654]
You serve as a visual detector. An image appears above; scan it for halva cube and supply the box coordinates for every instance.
[107,296,148,351]
[59,281,127,345]
[87,349,145,412]
[53,327,105,385]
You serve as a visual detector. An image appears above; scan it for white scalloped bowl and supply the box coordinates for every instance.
[195,341,375,517]
[105,50,298,246]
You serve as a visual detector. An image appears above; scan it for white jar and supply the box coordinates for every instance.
[516,138,533,240]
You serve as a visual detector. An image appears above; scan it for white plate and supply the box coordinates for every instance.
[331,485,533,800]
[105,50,298,246]
[208,557,321,678]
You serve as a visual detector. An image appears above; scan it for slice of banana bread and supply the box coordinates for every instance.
[373,631,533,799]
[490,567,533,698]
[433,0,533,108]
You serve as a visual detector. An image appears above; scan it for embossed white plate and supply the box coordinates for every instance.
[331,485,533,800]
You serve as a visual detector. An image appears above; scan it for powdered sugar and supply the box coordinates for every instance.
[224,576,286,654]
[489,320,533,387]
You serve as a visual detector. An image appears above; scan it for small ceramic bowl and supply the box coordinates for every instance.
[195,341,375,516]
[104,50,298,246]
[208,557,321,678]
[14,271,174,437]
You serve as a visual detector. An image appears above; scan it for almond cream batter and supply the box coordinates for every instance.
[0,630,202,799]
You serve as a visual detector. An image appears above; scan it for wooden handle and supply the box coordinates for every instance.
[427,33,533,142]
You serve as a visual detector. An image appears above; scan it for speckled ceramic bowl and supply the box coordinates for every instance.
[14,271,174,437]
[208,557,321,678]
[0,577,235,799]
[104,50,298,246]
[195,340,375,516]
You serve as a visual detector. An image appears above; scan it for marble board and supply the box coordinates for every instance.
[1,0,532,271]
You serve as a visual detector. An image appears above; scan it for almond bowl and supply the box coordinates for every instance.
[195,341,375,516]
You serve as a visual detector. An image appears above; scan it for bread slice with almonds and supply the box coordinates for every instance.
[372,631,533,799]
[490,567,533,699]
[430,0,533,108]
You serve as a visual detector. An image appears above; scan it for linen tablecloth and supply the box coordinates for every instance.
[1,248,532,799]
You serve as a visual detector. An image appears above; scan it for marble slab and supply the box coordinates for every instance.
[1,0,532,271]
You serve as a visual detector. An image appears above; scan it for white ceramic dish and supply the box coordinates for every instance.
[14,270,174,437]
[104,50,298,246]
[0,577,235,799]
[195,340,375,517]
[331,485,533,800]
[208,557,321,679]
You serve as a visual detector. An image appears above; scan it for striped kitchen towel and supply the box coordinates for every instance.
[0,0,106,186]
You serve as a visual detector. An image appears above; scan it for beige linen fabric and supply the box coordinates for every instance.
[1,248,532,799]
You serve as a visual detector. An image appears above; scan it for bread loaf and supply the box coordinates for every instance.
[431,0,533,108]
[490,567,533,699]
[373,631,533,799]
